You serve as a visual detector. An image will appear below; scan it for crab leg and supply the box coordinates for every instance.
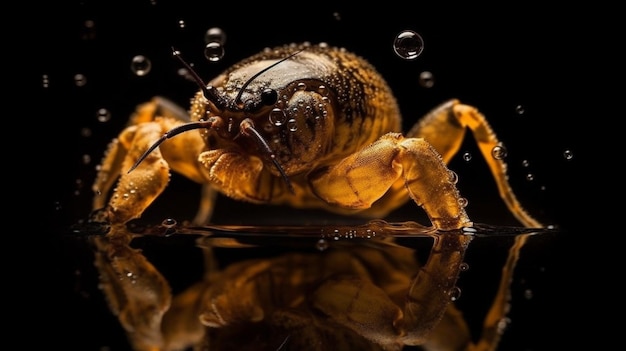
[89,98,211,350]
[406,99,541,228]
[309,132,472,230]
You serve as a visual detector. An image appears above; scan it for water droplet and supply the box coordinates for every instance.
[418,71,434,88]
[205,27,226,44]
[82,154,91,165]
[332,12,341,21]
[458,197,468,208]
[287,119,298,132]
[74,73,87,87]
[449,286,462,301]
[96,108,111,122]
[524,289,533,299]
[563,149,574,160]
[525,173,534,182]
[316,239,329,251]
[131,55,152,76]
[269,108,287,126]
[80,127,92,137]
[448,170,458,184]
[491,145,507,160]
[393,30,424,60]
[162,218,177,228]
[462,152,472,162]
[204,41,225,62]
[496,317,511,334]
[515,105,525,115]
[521,159,530,167]
[178,19,186,29]
[459,262,470,271]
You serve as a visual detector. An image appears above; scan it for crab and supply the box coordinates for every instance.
[88,42,542,350]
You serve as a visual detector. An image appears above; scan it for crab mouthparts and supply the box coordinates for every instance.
[127,118,295,194]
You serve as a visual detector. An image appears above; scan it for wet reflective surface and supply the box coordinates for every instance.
[36,2,592,350]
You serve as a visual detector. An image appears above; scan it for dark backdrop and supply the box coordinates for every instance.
[35,2,593,350]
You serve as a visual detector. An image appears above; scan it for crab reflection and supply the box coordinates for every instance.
[92,220,545,351]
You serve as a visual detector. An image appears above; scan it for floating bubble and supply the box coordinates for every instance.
[96,108,111,123]
[418,71,434,88]
[74,73,87,87]
[269,108,287,126]
[162,218,177,228]
[563,149,574,160]
[393,30,424,60]
[491,145,507,160]
[205,27,226,44]
[316,238,329,251]
[287,118,298,132]
[462,152,472,162]
[449,286,462,301]
[131,55,152,76]
[204,41,225,62]
[515,104,525,115]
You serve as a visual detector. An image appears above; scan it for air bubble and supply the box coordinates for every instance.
[563,149,574,160]
[449,286,462,301]
[96,108,111,123]
[131,55,152,76]
[80,127,92,137]
[204,41,225,62]
[205,27,226,44]
[515,105,525,115]
[448,170,459,184]
[74,73,87,87]
[287,119,297,132]
[418,71,434,88]
[269,108,287,126]
[459,262,469,271]
[491,145,507,160]
[522,159,530,167]
[524,289,533,299]
[458,197,468,208]
[162,218,177,228]
[316,239,329,251]
[178,19,186,29]
[393,30,424,60]
[463,152,472,162]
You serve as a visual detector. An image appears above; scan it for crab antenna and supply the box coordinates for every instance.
[235,49,304,106]
[171,47,222,105]
[240,120,295,194]
[127,120,213,174]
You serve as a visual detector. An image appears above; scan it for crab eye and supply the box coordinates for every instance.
[260,88,278,106]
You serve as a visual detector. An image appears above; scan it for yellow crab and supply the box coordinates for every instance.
[89,42,542,350]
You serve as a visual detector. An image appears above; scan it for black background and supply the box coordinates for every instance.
[34,1,595,350]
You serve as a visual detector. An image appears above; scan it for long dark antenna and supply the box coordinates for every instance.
[240,119,294,194]
[234,49,303,106]
[171,47,223,107]
[127,120,214,173]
